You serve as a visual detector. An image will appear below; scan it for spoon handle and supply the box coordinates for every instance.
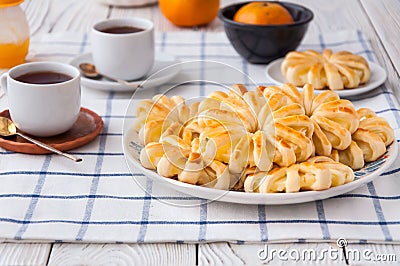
[17,133,82,162]
[101,73,139,92]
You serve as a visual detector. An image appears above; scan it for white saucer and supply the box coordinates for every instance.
[70,52,180,92]
[124,127,398,205]
[265,58,387,97]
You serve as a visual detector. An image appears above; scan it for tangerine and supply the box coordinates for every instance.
[159,0,220,27]
[233,2,294,25]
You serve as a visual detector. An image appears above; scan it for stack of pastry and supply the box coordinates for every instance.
[281,49,371,90]
[134,83,394,193]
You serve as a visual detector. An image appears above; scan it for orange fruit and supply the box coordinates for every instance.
[233,2,294,25]
[159,0,220,27]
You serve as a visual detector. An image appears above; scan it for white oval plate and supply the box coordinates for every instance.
[265,58,387,97]
[123,127,398,205]
[70,52,180,92]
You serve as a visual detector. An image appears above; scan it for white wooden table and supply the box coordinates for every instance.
[1,0,400,264]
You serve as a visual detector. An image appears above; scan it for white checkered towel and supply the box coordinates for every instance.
[0,30,399,244]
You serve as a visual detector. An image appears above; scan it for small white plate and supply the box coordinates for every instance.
[70,52,180,92]
[124,127,398,205]
[265,58,387,97]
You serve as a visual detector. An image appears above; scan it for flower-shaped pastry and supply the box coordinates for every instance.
[244,156,354,193]
[140,135,233,190]
[133,82,394,193]
[281,49,370,90]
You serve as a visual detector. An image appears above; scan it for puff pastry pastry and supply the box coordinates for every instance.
[140,135,233,190]
[257,84,393,170]
[134,94,199,145]
[244,156,354,193]
[134,82,394,193]
[281,49,371,90]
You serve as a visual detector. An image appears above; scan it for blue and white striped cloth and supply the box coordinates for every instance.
[0,30,399,243]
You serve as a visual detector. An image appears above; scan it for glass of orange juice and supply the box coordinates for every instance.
[0,0,30,69]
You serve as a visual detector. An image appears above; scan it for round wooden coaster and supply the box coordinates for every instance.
[0,108,104,154]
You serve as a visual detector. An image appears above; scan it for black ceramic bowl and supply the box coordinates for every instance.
[218,1,313,64]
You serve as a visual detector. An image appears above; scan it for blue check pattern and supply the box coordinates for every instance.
[0,30,399,243]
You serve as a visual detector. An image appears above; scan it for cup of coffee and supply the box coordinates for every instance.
[0,62,81,137]
[91,18,155,80]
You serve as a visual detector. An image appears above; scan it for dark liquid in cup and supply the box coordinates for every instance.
[101,26,144,34]
[15,71,73,84]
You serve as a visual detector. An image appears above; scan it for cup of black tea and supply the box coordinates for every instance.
[0,62,81,137]
[91,18,155,81]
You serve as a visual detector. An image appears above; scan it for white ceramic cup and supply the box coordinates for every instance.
[0,62,81,137]
[91,18,155,80]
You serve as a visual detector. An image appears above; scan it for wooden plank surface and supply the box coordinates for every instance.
[199,242,400,265]
[23,0,233,36]
[299,0,400,99]
[47,243,195,266]
[361,0,400,93]
[0,242,398,265]
[0,243,51,266]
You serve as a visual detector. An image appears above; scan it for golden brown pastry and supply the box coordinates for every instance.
[336,141,365,170]
[281,49,371,90]
[259,84,393,170]
[206,90,258,132]
[325,107,395,170]
[356,108,394,146]
[140,134,233,190]
[261,84,359,155]
[135,94,200,145]
[243,156,354,193]
[134,83,394,193]
[305,156,354,186]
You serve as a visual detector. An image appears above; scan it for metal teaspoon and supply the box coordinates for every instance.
[78,63,140,90]
[0,117,82,162]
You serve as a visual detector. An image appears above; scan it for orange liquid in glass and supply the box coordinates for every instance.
[0,38,29,68]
